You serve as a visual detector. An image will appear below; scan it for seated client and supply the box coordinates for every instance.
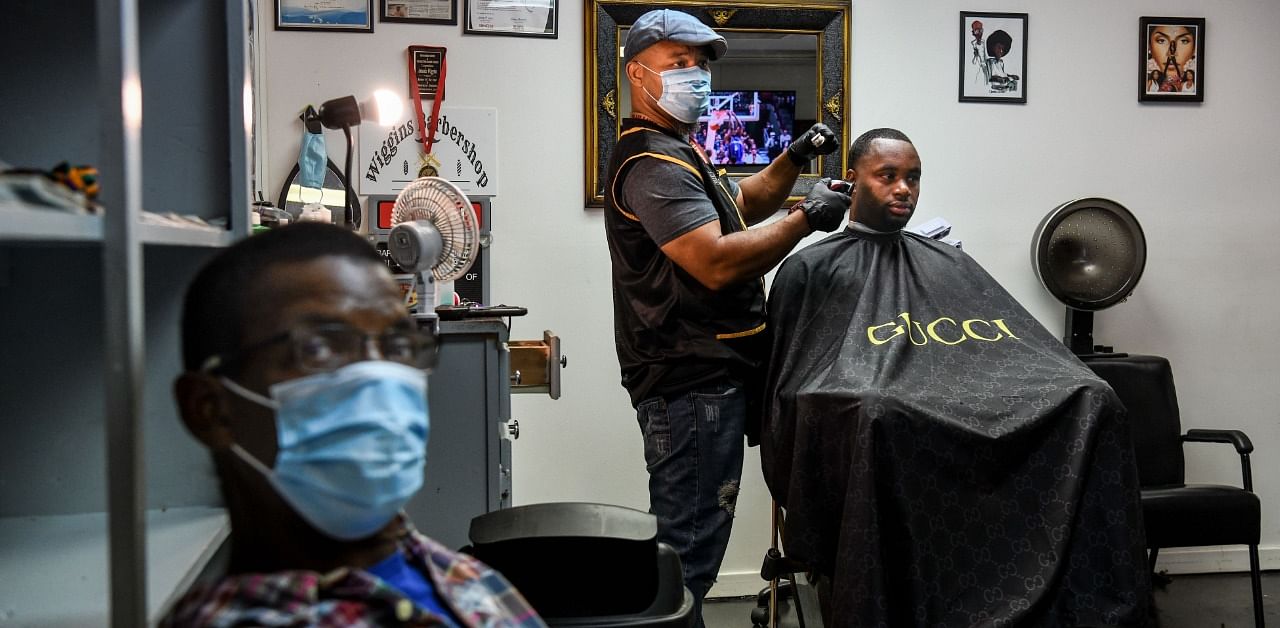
[761,129,1151,626]
[164,223,544,627]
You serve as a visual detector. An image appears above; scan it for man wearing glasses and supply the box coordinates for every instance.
[164,223,543,626]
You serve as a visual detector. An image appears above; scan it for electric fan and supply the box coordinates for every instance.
[1031,197,1146,355]
[387,177,481,323]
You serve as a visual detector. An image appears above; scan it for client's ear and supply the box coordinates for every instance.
[174,373,235,449]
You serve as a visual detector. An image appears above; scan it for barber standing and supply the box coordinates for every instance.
[603,9,851,625]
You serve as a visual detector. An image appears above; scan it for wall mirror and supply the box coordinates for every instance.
[585,0,850,207]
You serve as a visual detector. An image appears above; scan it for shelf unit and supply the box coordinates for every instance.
[0,1,251,625]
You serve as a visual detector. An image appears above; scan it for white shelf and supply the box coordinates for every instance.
[0,202,102,243]
[140,223,236,248]
[0,507,229,627]
[1,202,238,247]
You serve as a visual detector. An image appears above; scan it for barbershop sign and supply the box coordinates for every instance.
[359,106,498,197]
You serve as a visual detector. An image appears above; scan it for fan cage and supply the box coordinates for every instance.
[390,177,480,282]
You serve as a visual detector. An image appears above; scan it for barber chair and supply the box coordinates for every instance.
[1084,354,1265,628]
[465,502,695,627]
[750,502,822,628]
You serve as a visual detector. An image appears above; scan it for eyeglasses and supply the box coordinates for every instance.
[202,323,439,374]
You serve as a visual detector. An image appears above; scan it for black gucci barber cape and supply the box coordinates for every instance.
[762,228,1150,627]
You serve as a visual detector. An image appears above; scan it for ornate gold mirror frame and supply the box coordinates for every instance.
[584,0,850,207]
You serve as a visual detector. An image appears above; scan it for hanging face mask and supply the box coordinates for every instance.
[297,110,328,190]
[221,360,429,541]
[638,63,712,124]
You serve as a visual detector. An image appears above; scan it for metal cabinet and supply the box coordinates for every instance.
[405,318,515,550]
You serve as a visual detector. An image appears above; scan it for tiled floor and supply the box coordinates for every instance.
[702,571,1279,627]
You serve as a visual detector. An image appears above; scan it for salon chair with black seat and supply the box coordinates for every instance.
[465,502,695,627]
[1084,353,1265,628]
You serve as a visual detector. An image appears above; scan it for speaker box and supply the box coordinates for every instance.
[1031,198,1146,354]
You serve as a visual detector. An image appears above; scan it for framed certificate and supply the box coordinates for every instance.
[463,0,557,39]
[276,0,374,32]
[382,0,457,25]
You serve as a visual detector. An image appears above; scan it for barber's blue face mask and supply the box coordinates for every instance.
[638,63,712,124]
[221,360,429,541]
[298,128,328,190]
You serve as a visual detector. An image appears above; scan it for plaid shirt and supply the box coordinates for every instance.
[162,524,545,627]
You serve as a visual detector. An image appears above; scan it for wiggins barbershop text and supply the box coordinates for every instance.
[867,313,1020,346]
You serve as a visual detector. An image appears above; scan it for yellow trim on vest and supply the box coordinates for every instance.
[634,152,702,179]
[607,127,666,221]
[611,198,641,222]
[715,168,748,230]
[716,322,767,340]
[621,126,661,139]
[609,151,705,222]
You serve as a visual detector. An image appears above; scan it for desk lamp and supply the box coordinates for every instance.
[317,90,403,228]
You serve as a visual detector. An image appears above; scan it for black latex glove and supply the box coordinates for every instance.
[786,123,839,167]
[792,178,852,233]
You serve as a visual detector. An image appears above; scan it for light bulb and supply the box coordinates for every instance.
[370,89,403,126]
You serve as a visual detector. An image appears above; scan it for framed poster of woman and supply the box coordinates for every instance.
[1140,17,1205,102]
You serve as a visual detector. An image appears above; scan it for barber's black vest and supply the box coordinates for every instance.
[604,119,767,407]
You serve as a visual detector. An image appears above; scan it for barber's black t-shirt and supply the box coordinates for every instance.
[621,158,738,247]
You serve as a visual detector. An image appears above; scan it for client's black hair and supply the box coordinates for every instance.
[181,222,383,371]
[848,128,914,169]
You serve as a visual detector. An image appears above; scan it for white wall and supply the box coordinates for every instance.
[847,0,1280,577]
[259,0,1280,595]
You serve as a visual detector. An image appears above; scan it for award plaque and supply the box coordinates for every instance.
[409,45,447,100]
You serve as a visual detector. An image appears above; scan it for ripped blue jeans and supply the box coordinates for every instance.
[636,380,746,626]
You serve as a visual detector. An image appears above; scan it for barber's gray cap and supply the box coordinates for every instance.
[622,9,727,66]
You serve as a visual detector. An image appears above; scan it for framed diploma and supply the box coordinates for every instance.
[382,0,457,25]
[276,0,374,32]
[463,0,557,39]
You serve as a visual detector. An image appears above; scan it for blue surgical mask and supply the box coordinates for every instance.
[221,360,429,541]
[638,63,712,123]
[298,128,328,190]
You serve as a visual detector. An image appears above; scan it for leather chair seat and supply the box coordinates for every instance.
[1143,484,1261,548]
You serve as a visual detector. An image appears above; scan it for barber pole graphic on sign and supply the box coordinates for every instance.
[359,107,498,196]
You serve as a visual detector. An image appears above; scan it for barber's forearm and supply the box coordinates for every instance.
[699,211,810,289]
[737,157,803,225]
